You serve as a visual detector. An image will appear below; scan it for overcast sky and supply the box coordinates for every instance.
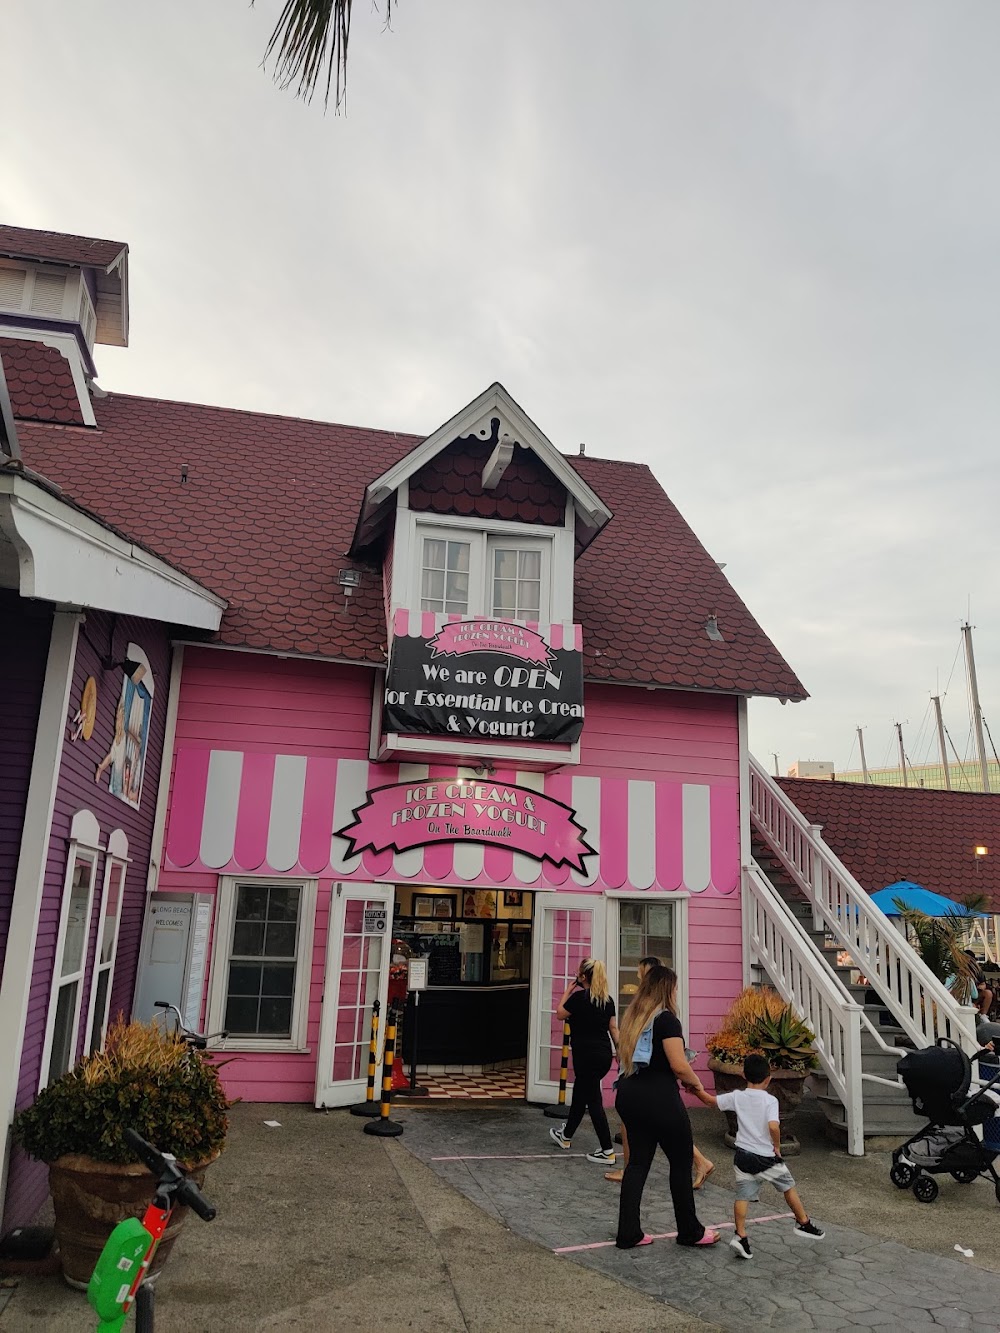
[5,2,999,776]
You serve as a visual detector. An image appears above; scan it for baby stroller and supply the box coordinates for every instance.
[889,1038,1000,1204]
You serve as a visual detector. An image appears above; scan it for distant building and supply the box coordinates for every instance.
[787,760,835,780]
[836,760,1000,793]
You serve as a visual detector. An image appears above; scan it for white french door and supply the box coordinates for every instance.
[315,883,394,1108]
[527,893,607,1104]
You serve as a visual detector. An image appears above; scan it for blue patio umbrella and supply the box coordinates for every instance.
[871,881,988,917]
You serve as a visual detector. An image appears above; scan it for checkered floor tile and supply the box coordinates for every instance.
[413,1069,527,1099]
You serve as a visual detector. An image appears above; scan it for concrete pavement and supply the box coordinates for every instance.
[0,1102,713,1332]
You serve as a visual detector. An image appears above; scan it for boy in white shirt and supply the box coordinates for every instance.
[713,1054,826,1259]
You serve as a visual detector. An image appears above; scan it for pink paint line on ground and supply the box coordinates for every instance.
[553,1211,794,1254]
[430,1153,592,1162]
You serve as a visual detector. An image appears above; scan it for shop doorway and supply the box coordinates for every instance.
[390,885,533,1095]
[315,883,394,1108]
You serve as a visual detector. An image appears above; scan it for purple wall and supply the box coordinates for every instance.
[0,592,52,985]
[4,609,170,1231]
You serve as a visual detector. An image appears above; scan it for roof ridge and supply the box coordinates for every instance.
[100,390,430,439]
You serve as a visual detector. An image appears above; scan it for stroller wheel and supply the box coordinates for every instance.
[890,1161,915,1189]
[950,1169,978,1184]
[913,1175,939,1203]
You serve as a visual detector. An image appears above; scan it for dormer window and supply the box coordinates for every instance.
[415,521,553,621]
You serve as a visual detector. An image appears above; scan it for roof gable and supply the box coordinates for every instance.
[352,383,613,556]
[0,224,128,347]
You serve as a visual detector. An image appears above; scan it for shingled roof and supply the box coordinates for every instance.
[776,778,1000,913]
[16,390,806,699]
[0,224,126,271]
[0,338,86,426]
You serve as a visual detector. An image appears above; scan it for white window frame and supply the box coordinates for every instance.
[396,509,575,623]
[83,829,130,1056]
[39,809,102,1088]
[206,877,317,1053]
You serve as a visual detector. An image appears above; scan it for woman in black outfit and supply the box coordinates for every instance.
[615,964,719,1248]
[548,958,619,1164]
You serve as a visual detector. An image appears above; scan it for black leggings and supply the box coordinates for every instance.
[615,1072,704,1247]
[563,1053,613,1150]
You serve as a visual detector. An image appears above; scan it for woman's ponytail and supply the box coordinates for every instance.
[579,957,610,1006]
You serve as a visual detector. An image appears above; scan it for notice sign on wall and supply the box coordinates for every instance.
[336,778,595,873]
[383,612,584,745]
[363,905,388,936]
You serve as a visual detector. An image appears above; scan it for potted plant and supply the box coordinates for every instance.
[707,988,819,1154]
[13,1019,229,1288]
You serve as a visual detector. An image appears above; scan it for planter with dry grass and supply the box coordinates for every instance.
[13,1019,229,1287]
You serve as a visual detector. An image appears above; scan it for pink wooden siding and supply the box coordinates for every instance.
[158,649,744,1104]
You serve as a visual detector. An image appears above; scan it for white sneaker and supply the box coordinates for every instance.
[587,1148,616,1164]
[549,1126,571,1149]
[730,1234,752,1260]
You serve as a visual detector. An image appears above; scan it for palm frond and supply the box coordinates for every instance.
[257,0,393,110]
[895,904,974,1001]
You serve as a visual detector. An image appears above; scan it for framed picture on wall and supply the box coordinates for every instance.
[414,893,455,920]
[503,890,524,908]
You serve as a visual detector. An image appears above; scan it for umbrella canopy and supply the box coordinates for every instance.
[872,882,988,917]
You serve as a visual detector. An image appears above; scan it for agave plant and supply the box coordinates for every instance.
[755,1008,819,1072]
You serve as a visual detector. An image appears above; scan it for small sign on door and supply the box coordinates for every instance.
[407,957,428,991]
[363,905,388,936]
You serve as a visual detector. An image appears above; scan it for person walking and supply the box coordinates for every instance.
[615,964,719,1249]
[605,956,714,1189]
[548,959,618,1164]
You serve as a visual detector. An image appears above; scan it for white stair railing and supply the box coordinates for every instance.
[969,915,1000,965]
[749,756,979,1056]
[744,863,866,1155]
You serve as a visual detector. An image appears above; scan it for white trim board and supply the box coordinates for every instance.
[0,612,79,1209]
[0,472,225,629]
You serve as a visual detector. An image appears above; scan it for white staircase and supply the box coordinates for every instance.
[745,756,980,1154]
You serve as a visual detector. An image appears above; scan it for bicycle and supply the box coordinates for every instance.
[86,1128,216,1331]
[150,1000,228,1050]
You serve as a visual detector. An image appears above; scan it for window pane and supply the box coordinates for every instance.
[267,886,300,920]
[225,995,259,1034]
[62,857,93,977]
[519,550,541,581]
[236,884,268,921]
[264,922,297,956]
[89,970,110,1054]
[617,902,674,1015]
[517,582,541,618]
[258,997,293,1035]
[232,921,265,956]
[447,542,470,572]
[493,548,517,580]
[229,962,263,995]
[100,863,125,965]
[262,963,296,997]
[422,568,444,603]
[493,579,516,616]
[423,538,446,570]
[49,982,78,1082]
[445,571,469,604]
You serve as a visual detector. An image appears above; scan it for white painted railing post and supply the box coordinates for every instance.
[844,1006,865,1157]
[809,824,825,932]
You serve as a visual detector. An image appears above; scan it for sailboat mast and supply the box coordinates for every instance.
[895,722,908,787]
[931,696,951,790]
[856,726,870,783]
[961,622,990,792]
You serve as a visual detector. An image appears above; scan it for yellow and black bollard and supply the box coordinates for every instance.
[543,1020,571,1118]
[350,999,382,1118]
[363,1004,404,1137]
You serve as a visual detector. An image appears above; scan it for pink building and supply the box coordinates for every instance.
[20,317,805,1108]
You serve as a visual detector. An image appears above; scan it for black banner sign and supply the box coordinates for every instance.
[383,618,584,745]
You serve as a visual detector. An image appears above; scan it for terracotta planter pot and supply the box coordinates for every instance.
[707,1059,809,1156]
[48,1153,217,1289]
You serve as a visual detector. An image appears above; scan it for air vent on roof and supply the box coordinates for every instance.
[0,267,27,311]
[29,270,67,316]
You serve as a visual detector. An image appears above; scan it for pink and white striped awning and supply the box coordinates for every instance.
[164,751,739,894]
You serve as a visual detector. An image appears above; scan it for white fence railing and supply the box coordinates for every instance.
[749,756,980,1057]
[744,863,866,1155]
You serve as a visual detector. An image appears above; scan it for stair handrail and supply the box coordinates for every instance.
[749,755,979,1056]
[743,862,866,1155]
